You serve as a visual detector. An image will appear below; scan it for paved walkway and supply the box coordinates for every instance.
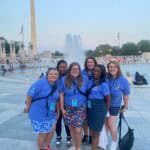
[0,79,150,150]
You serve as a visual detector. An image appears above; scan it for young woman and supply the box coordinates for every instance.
[60,62,88,150]
[87,64,110,150]
[55,60,71,146]
[106,61,130,150]
[24,68,60,150]
[82,56,97,144]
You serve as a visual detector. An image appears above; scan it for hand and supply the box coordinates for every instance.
[24,105,30,113]
[120,105,128,113]
[61,108,67,118]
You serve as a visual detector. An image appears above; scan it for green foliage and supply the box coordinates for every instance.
[95,44,112,56]
[15,42,19,54]
[122,42,138,55]
[5,41,10,54]
[137,40,150,53]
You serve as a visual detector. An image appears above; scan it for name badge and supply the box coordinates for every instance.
[72,98,78,107]
[49,102,55,111]
[87,100,92,109]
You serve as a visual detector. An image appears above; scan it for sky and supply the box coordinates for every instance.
[0,0,150,52]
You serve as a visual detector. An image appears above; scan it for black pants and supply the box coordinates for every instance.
[56,111,70,137]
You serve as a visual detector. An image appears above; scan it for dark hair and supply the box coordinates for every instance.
[46,67,57,79]
[107,61,122,78]
[94,64,106,84]
[84,56,97,71]
[56,60,67,70]
[65,62,82,88]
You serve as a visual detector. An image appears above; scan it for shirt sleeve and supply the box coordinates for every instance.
[27,81,40,97]
[59,77,65,93]
[122,77,130,95]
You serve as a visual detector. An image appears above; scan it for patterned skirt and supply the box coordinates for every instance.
[64,105,86,128]
[31,118,56,133]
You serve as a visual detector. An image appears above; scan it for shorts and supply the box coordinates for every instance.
[109,107,120,116]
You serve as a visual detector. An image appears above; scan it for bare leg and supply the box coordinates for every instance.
[69,126,76,147]
[108,116,117,141]
[91,130,100,150]
[37,133,46,150]
[45,125,56,147]
[74,127,82,150]
[83,123,88,136]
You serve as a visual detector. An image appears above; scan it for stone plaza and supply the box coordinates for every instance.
[0,76,150,150]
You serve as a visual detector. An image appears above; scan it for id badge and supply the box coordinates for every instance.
[87,100,92,109]
[72,98,78,107]
[49,102,55,111]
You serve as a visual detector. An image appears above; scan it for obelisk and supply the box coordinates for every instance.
[30,0,37,56]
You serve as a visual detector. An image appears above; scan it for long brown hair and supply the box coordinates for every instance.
[107,61,122,78]
[65,62,83,88]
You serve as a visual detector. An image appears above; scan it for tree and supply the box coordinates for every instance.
[95,44,112,56]
[111,46,122,56]
[122,42,138,55]
[85,50,96,57]
[137,40,150,53]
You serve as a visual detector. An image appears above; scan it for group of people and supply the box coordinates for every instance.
[24,57,130,150]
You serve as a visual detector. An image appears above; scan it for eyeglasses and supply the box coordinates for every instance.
[108,66,118,69]
[71,68,79,71]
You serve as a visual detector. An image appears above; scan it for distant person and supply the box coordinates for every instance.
[106,61,130,150]
[133,72,148,85]
[24,68,60,150]
[125,72,133,85]
[38,72,45,79]
[55,60,71,146]
[1,65,6,76]
[82,56,97,145]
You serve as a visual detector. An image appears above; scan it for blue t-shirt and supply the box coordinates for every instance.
[28,79,59,121]
[82,69,93,81]
[107,75,130,107]
[60,76,89,107]
[57,74,66,93]
[88,81,110,100]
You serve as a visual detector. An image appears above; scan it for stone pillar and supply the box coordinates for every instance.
[0,40,6,62]
[30,0,37,56]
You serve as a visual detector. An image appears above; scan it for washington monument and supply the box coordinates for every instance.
[30,0,37,56]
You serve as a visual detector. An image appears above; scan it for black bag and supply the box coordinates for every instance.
[118,112,134,150]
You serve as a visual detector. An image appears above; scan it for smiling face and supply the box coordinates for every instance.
[47,69,59,83]
[58,63,67,75]
[86,58,96,71]
[70,64,80,78]
[94,66,102,80]
[108,62,119,77]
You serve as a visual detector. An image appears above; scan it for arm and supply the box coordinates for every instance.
[121,95,129,112]
[60,92,67,117]
[105,95,110,110]
[24,96,32,113]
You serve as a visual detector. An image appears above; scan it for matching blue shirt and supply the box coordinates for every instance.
[60,76,88,107]
[107,75,130,107]
[82,69,94,81]
[88,80,110,100]
[27,79,59,121]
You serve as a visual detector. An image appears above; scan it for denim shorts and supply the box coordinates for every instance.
[109,107,120,116]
